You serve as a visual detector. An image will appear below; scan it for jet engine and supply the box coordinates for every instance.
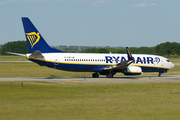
[124,66,142,75]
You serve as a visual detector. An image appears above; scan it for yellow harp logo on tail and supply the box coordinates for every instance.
[26,32,40,48]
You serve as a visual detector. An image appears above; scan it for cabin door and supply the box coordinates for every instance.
[54,56,59,65]
[161,60,164,66]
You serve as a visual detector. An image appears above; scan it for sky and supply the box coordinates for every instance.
[0,0,180,47]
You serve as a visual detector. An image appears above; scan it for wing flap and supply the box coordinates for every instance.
[102,59,135,71]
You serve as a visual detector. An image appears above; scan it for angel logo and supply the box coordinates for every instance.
[155,57,160,64]
[26,32,40,48]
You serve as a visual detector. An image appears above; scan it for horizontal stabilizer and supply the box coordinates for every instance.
[6,52,26,56]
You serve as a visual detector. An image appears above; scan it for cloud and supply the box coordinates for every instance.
[130,3,160,8]
[130,0,158,1]
[0,0,67,3]
[27,0,66,2]
[0,0,116,6]
[91,0,115,7]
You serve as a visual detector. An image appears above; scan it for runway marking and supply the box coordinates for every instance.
[136,79,154,81]
[61,79,80,82]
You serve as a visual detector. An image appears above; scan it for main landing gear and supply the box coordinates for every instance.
[92,71,116,78]
[158,72,162,77]
[106,73,114,78]
[106,70,115,78]
[92,72,99,78]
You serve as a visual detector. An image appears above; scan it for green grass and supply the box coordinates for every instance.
[167,57,180,63]
[0,62,91,77]
[1,56,180,119]
[0,55,27,61]
[0,82,180,120]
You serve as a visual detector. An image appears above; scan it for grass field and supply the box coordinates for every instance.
[0,56,180,119]
[1,82,180,120]
[168,57,180,63]
[0,62,92,77]
[0,55,27,61]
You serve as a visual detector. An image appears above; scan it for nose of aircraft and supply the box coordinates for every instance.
[170,62,175,69]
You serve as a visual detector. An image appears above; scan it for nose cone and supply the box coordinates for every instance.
[170,62,174,69]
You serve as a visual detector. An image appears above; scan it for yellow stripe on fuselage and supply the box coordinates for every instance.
[127,71,142,73]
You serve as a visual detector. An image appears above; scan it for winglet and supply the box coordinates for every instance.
[126,47,133,60]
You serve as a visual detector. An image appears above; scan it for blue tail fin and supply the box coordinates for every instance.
[126,47,133,60]
[22,17,64,53]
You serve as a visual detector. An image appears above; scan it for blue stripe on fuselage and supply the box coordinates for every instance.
[28,58,169,73]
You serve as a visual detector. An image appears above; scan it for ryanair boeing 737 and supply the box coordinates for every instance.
[8,17,174,78]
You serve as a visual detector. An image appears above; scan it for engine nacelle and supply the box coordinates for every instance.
[124,66,142,75]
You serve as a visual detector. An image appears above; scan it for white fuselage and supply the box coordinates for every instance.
[27,53,174,73]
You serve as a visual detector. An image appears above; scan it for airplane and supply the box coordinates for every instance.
[7,17,174,78]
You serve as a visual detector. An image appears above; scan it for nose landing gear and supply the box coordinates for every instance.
[92,72,99,78]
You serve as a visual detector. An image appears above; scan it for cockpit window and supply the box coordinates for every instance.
[166,60,170,62]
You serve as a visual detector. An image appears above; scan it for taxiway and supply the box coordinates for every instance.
[0,75,180,84]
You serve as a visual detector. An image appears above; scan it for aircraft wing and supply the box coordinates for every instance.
[102,59,135,70]
[101,47,135,71]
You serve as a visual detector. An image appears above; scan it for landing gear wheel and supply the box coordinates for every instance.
[158,72,162,77]
[92,72,99,78]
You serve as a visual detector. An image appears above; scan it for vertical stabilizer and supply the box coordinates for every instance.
[22,17,64,53]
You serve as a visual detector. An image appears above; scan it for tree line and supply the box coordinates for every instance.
[0,41,180,57]
[0,41,29,55]
[80,42,180,57]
